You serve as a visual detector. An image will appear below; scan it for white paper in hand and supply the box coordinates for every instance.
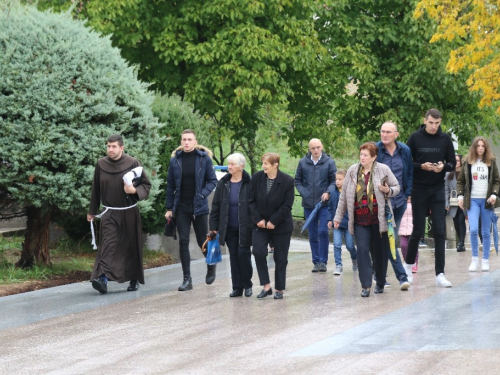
[123,166,143,186]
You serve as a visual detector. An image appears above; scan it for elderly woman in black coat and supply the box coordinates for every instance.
[209,153,253,297]
[249,153,295,300]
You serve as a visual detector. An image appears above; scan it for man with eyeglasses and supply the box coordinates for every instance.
[295,138,337,273]
[376,122,412,291]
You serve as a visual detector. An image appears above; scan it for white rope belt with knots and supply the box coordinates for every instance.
[90,204,137,250]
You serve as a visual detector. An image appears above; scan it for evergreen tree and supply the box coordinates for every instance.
[0,2,162,267]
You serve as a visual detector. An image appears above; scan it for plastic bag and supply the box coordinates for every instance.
[205,233,222,265]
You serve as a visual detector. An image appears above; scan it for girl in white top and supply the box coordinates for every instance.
[457,137,500,272]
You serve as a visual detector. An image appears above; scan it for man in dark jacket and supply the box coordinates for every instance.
[165,129,217,291]
[295,138,337,273]
[403,109,456,288]
[376,122,411,291]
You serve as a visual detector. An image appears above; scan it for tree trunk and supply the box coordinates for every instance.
[16,206,52,268]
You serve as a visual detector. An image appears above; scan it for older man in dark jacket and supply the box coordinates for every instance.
[295,138,336,273]
[165,129,217,291]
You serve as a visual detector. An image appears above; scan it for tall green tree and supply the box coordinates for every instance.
[316,0,498,145]
[0,2,162,267]
[37,0,336,158]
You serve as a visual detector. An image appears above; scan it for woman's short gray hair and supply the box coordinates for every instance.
[227,153,246,168]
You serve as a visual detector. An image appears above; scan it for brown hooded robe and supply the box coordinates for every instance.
[89,154,151,284]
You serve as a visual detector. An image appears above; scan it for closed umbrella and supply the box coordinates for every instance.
[385,204,397,260]
[301,201,323,233]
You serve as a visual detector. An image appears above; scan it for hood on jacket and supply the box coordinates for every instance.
[418,124,443,136]
[171,144,214,158]
[220,169,251,183]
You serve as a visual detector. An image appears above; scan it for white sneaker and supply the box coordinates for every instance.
[482,259,490,272]
[469,257,479,272]
[436,273,452,287]
[403,263,413,284]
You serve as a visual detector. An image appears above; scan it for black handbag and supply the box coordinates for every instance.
[163,217,177,240]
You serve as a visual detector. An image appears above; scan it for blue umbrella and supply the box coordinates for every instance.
[301,201,323,233]
[492,213,498,256]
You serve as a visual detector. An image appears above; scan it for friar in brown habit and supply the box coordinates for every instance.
[87,134,151,294]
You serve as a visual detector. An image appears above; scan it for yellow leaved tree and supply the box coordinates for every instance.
[415,0,500,114]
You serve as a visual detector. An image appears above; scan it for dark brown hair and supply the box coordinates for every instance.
[447,154,463,181]
[425,108,442,119]
[107,134,123,146]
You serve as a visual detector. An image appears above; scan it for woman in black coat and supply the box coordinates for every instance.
[209,153,253,297]
[249,153,295,299]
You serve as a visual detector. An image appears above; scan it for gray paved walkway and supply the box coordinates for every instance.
[1,239,500,374]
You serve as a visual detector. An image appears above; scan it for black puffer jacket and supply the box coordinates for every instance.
[209,170,252,247]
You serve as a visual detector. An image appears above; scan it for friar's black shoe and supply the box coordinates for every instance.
[257,288,272,299]
[374,285,384,294]
[92,278,107,294]
[127,280,139,291]
[178,276,193,291]
[244,288,252,297]
[206,264,216,285]
[229,289,243,297]
[361,288,370,297]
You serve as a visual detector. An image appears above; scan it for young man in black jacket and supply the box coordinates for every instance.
[403,109,456,287]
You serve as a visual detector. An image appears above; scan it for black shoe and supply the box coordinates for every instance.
[274,291,283,299]
[229,289,243,297]
[257,288,273,299]
[374,285,384,294]
[92,278,107,294]
[312,264,320,273]
[127,280,139,291]
[244,288,252,297]
[457,242,466,252]
[178,276,192,291]
[319,263,327,272]
[206,264,216,285]
[361,288,370,297]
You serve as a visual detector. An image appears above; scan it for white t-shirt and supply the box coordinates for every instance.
[471,160,489,199]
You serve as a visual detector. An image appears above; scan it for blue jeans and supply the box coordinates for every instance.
[388,202,409,282]
[304,206,329,264]
[333,228,356,266]
[468,198,493,259]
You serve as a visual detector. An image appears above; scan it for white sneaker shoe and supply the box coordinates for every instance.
[469,256,479,272]
[482,259,490,272]
[403,263,413,284]
[436,273,452,287]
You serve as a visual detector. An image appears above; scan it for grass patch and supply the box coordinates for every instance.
[0,234,173,285]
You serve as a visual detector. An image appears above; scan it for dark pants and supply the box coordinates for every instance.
[176,203,208,277]
[225,227,253,290]
[354,224,389,289]
[453,207,466,244]
[252,229,291,291]
[405,187,446,275]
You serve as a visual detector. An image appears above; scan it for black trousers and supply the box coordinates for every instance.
[176,203,208,277]
[252,229,291,291]
[406,187,446,275]
[354,224,389,289]
[225,227,253,290]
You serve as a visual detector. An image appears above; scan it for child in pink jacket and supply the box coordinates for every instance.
[399,200,419,273]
